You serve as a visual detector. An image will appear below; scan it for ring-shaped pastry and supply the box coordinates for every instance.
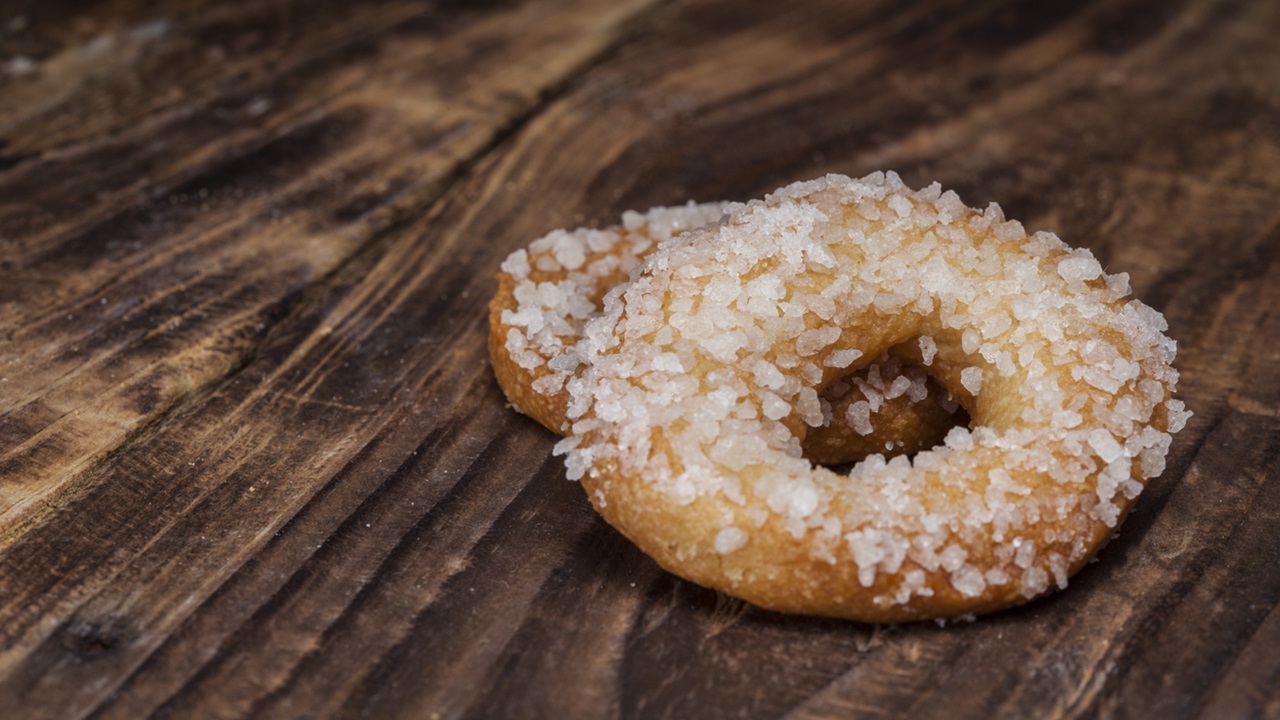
[558,172,1188,622]
[490,203,961,465]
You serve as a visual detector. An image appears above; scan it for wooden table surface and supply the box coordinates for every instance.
[2,0,1278,718]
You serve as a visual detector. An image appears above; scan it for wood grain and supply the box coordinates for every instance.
[1,0,1278,717]
[0,0,660,535]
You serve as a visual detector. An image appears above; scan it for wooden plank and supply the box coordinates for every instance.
[0,0,662,536]
[0,0,1276,717]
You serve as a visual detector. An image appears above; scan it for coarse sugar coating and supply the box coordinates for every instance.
[489,202,962,463]
[489,202,729,433]
[556,172,1189,622]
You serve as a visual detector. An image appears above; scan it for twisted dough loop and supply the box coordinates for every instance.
[558,173,1187,622]
[489,203,961,464]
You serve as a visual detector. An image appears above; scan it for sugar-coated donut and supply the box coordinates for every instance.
[489,203,961,464]
[557,172,1189,622]
[489,203,729,434]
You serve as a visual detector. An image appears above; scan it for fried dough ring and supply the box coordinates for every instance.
[558,173,1188,622]
[489,203,960,464]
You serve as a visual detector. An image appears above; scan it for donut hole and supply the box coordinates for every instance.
[798,368,967,471]
[799,354,970,469]
[818,412,971,469]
